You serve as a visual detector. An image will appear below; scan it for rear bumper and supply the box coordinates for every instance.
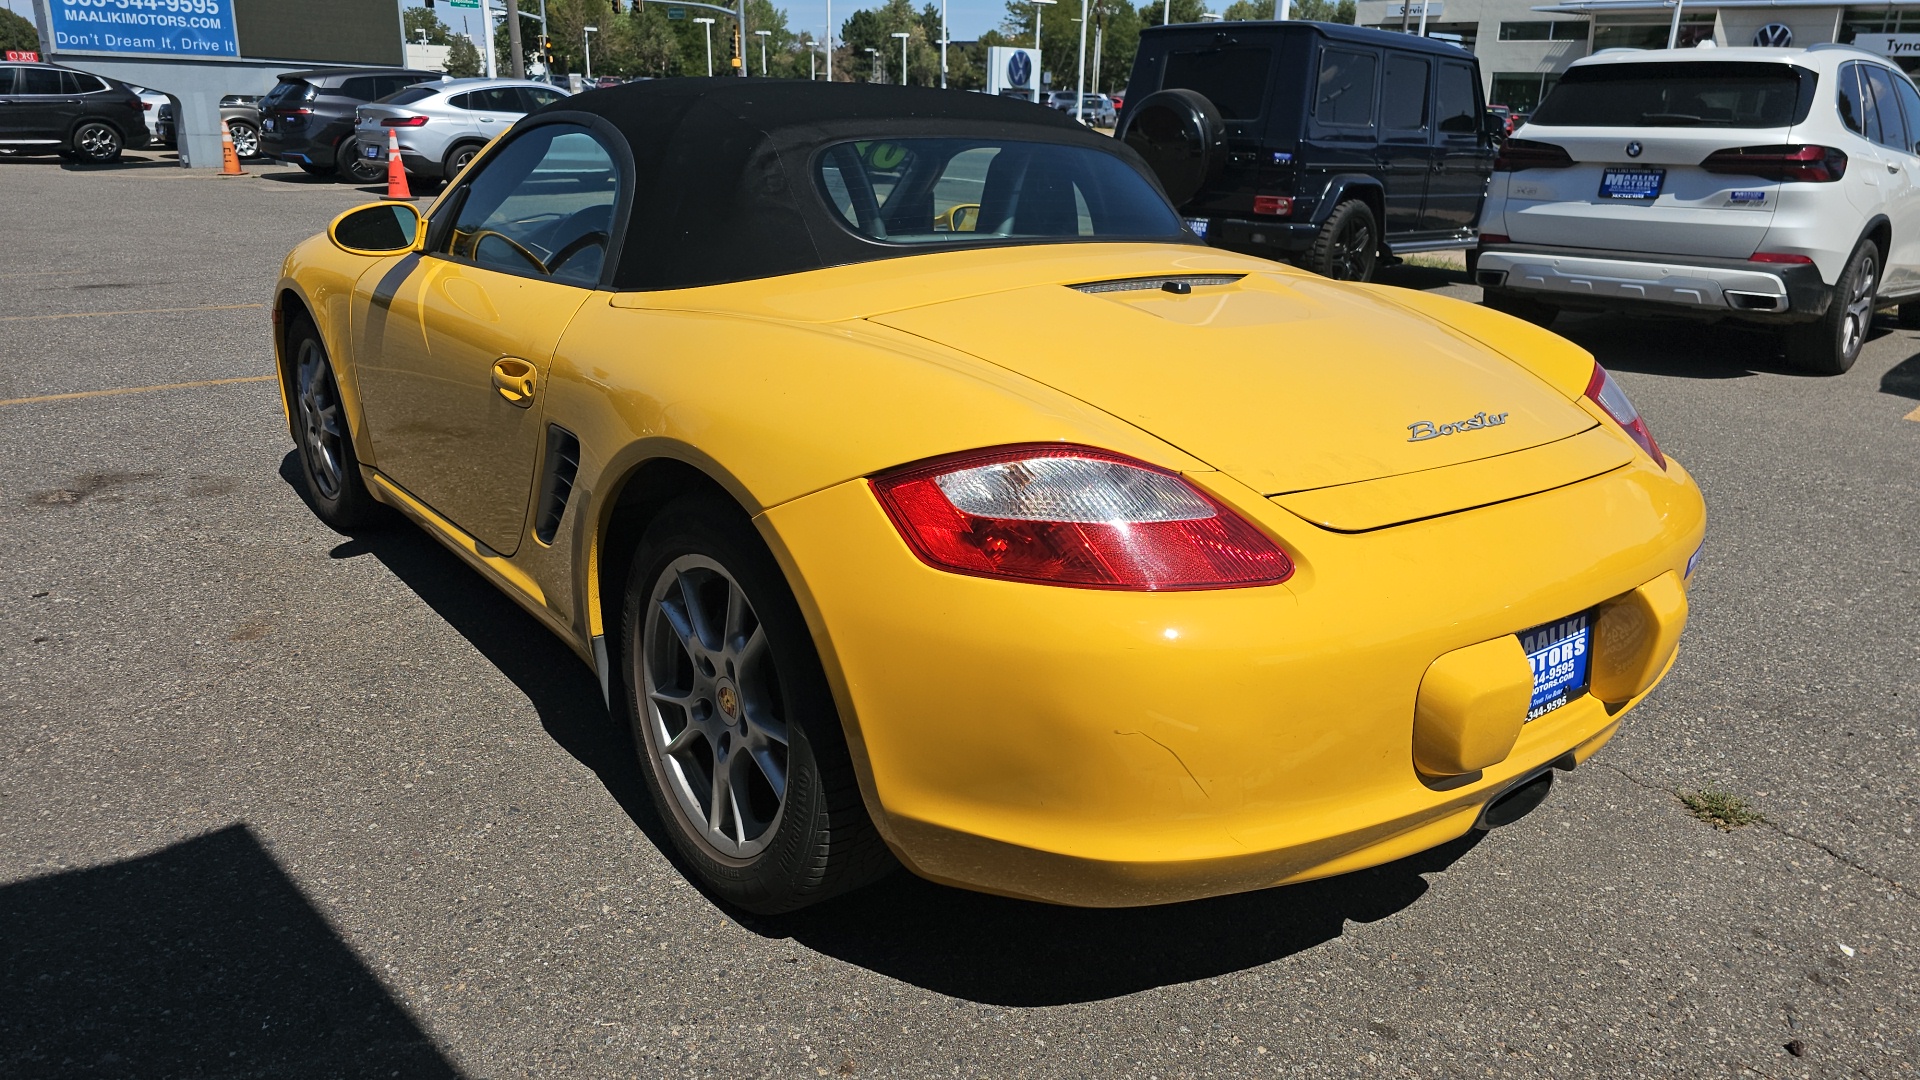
[1475,244,1832,319]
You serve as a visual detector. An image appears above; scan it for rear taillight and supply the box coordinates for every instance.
[1252,195,1294,216]
[1584,364,1664,469]
[1700,144,1847,182]
[140,101,153,111]
[381,116,428,127]
[1479,233,1511,245]
[870,445,1293,591]
[1494,139,1574,172]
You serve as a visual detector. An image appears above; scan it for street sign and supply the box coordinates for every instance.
[446,0,480,8]
[668,6,686,18]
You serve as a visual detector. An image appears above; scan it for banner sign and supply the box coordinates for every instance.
[1854,33,1920,57]
[47,0,240,58]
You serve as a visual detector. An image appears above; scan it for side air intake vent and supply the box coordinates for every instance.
[1070,274,1245,294]
[534,425,581,546]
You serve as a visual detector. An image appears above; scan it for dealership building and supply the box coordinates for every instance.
[1353,0,1920,111]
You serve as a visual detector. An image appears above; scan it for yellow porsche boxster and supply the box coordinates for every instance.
[274,80,1705,913]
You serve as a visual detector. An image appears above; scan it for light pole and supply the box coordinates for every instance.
[754,28,771,74]
[940,0,948,88]
[583,25,597,81]
[1162,0,1168,27]
[1073,7,1087,124]
[863,45,878,82]
[1666,0,1685,47]
[695,16,715,76]
[1031,0,1056,103]
[891,31,909,86]
[825,0,833,80]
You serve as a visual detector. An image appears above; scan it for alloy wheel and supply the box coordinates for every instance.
[1332,217,1375,281]
[229,123,259,159]
[1841,252,1876,361]
[294,340,348,501]
[641,555,790,861]
[74,123,119,161]
[343,140,384,183]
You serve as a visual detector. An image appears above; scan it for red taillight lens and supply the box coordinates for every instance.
[1480,233,1511,245]
[870,445,1294,591]
[1700,144,1847,182]
[1252,195,1294,216]
[1584,364,1664,469]
[1749,252,1814,264]
[1494,138,1574,172]
[381,115,428,127]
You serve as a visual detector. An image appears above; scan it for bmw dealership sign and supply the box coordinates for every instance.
[987,46,1041,97]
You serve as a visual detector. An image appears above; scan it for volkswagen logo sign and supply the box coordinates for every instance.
[1008,50,1032,87]
[1754,23,1793,47]
[1626,140,1642,158]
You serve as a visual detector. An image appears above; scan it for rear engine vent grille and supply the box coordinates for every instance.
[534,425,581,546]
[1070,274,1245,294]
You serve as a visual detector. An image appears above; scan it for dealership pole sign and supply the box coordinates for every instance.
[44,0,240,58]
[985,46,1040,96]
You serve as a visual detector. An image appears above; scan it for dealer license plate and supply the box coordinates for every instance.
[1520,612,1592,720]
[364,144,382,159]
[1598,168,1665,202]
[1184,217,1209,238]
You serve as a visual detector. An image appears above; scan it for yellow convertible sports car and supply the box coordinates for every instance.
[275,81,1705,913]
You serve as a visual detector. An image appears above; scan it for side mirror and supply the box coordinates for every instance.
[1482,111,1507,140]
[328,202,424,256]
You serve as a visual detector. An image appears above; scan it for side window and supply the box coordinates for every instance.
[477,87,522,111]
[1315,48,1378,128]
[18,68,65,95]
[1896,76,1920,154]
[1838,63,1866,135]
[1381,54,1430,132]
[1435,62,1479,134]
[449,92,474,110]
[1863,66,1909,151]
[522,88,566,109]
[377,76,423,98]
[444,124,620,287]
[59,71,103,94]
[339,77,376,101]
[0,68,17,95]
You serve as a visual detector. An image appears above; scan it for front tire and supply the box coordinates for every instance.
[622,495,892,914]
[1784,239,1878,375]
[69,121,123,163]
[287,318,378,530]
[1303,199,1379,282]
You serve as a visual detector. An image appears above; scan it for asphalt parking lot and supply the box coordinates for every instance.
[2,150,1916,1079]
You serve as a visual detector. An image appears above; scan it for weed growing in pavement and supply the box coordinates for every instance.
[1678,788,1763,831]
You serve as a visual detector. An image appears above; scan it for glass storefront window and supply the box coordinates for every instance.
[1592,13,1714,50]
[1499,20,1588,41]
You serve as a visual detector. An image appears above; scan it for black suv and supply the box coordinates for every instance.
[0,62,149,163]
[1118,22,1500,281]
[259,67,437,180]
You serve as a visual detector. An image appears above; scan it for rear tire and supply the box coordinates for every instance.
[338,137,384,184]
[1482,287,1560,328]
[622,493,894,914]
[1303,199,1380,282]
[227,120,260,160]
[1783,239,1877,375]
[69,121,123,164]
[287,317,379,531]
[443,141,483,181]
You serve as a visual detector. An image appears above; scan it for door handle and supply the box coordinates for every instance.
[491,357,536,407]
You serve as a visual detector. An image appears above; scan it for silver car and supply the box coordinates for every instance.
[351,77,568,184]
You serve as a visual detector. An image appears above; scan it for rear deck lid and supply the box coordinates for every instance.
[871,270,1597,497]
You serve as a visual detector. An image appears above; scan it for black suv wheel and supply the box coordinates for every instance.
[67,121,123,164]
[1303,200,1379,282]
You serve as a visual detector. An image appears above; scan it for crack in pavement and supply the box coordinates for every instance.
[1590,759,1915,902]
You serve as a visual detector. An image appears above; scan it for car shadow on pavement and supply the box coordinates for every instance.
[276,455,1485,1007]
[0,153,177,171]
[1880,352,1920,399]
[753,833,1481,1006]
[1547,313,1813,379]
[0,824,463,1078]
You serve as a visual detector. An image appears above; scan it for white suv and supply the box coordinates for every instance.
[1474,46,1920,374]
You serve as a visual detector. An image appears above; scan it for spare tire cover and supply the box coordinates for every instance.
[1115,88,1226,209]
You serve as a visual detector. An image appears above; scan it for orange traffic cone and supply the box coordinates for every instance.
[383,127,412,200]
[218,120,246,176]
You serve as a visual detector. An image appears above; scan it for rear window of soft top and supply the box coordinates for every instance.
[1530,61,1814,128]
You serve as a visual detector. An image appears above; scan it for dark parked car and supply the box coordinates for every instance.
[156,95,265,159]
[0,61,150,163]
[1117,21,1500,281]
[258,67,438,181]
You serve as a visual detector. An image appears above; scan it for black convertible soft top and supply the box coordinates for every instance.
[525,79,1182,292]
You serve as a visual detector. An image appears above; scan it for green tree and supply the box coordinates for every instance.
[1223,0,1351,20]
[404,6,454,45]
[445,33,484,76]
[839,0,941,84]
[0,8,41,54]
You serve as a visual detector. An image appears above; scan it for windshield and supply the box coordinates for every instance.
[1530,61,1813,128]
[816,138,1183,245]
